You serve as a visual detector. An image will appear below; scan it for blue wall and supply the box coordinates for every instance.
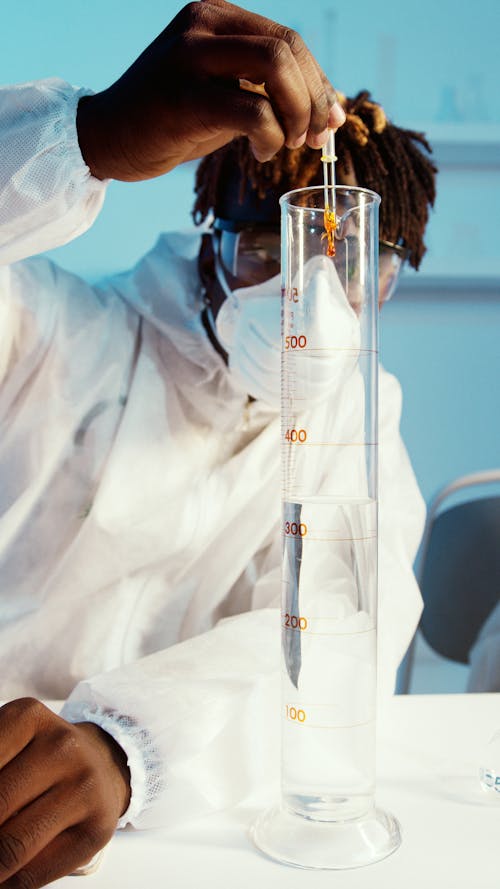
[381,290,500,504]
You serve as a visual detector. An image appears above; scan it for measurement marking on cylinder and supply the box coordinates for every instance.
[284,428,307,443]
[288,718,373,732]
[298,616,377,625]
[285,705,307,723]
[285,335,307,350]
[283,522,308,537]
[281,286,301,303]
[284,534,376,543]
[283,626,376,637]
[282,442,379,448]
[286,528,341,534]
[284,715,374,730]
[282,614,308,630]
[282,347,379,354]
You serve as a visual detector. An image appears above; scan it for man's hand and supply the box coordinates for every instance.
[0,698,130,888]
[77,0,345,181]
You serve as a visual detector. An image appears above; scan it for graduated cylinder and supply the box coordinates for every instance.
[252,186,401,870]
[282,186,378,820]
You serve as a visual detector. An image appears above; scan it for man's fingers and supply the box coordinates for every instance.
[0,760,50,829]
[308,57,346,132]
[199,0,304,40]
[0,707,127,887]
[0,726,84,828]
[0,825,105,889]
[0,699,44,770]
[264,25,331,143]
[0,785,92,884]
[197,83,288,161]
[261,26,344,140]
[193,1,342,140]
[191,35,311,146]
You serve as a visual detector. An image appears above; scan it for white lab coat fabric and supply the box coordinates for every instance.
[0,79,426,830]
[0,79,106,265]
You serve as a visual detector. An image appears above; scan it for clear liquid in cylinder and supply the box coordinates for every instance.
[281,498,377,821]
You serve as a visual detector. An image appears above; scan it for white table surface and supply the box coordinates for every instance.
[55,694,499,889]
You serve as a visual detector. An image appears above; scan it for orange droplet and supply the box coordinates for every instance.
[323,207,337,257]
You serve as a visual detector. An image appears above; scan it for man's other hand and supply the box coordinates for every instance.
[0,698,130,888]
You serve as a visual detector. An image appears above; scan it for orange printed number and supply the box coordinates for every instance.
[285,335,307,350]
[285,428,307,443]
[284,613,308,630]
[284,522,308,538]
[281,287,300,303]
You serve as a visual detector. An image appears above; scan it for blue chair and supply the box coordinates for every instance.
[397,470,500,694]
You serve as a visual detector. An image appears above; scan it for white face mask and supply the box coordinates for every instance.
[215,257,361,410]
[215,273,282,407]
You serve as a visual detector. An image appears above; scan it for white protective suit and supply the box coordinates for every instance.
[0,78,426,829]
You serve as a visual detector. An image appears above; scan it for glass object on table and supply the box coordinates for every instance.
[479,729,500,796]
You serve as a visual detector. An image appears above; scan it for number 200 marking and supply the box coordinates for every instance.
[284,613,308,630]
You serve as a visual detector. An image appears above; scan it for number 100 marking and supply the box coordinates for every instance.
[286,705,306,723]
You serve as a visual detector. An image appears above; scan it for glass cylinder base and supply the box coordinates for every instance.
[250,804,401,870]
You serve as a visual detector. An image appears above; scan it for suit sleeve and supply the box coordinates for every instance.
[0,78,107,266]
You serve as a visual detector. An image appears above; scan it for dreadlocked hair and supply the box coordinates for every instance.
[192,90,437,270]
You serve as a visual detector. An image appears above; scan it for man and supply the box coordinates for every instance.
[0,45,433,889]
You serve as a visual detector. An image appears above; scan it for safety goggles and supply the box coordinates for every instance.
[212,219,409,303]
[378,239,411,303]
[212,219,281,289]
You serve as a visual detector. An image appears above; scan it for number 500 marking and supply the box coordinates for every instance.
[285,335,307,350]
